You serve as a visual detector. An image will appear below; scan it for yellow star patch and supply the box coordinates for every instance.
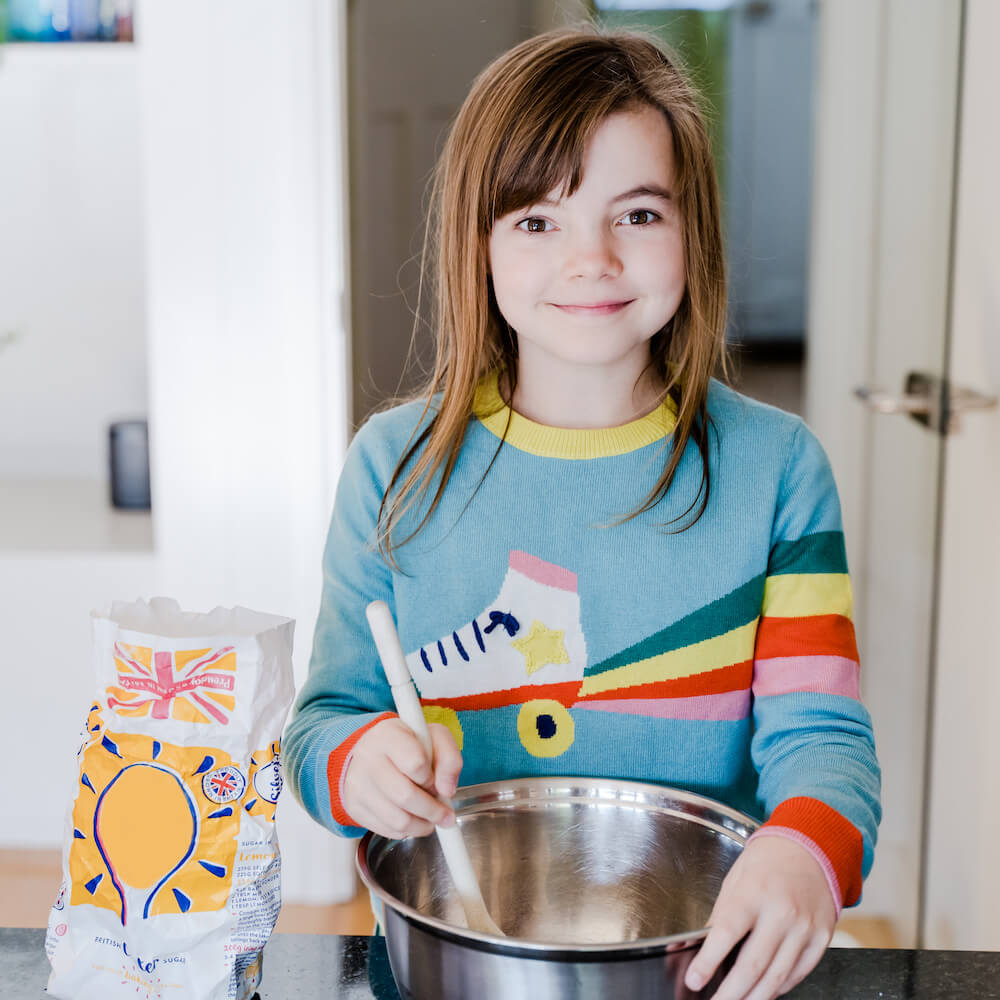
[511,620,570,675]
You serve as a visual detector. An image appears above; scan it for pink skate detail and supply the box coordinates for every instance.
[573,690,750,721]
[509,551,577,591]
[753,655,859,700]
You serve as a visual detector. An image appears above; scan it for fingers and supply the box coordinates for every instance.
[777,930,830,996]
[347,788,437,841]
[684,910,752,995]
[382,722,435,789]
[686,909,830,1000]
[428,723,463,799]
[740,924,810,1000]
[341,719,456,839]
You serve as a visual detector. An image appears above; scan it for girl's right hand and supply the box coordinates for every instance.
[341,717,463,839]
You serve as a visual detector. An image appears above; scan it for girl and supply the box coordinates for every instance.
[285,25,880,1000]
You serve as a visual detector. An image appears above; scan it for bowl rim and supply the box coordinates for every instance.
[355,775,760,956]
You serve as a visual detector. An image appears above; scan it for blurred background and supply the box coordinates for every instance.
[0,0,997,951]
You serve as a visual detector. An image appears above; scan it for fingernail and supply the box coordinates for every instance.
[686,970,705,991]
[440,812,456,828]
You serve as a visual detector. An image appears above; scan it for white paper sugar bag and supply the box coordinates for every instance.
[45,597,295,1000]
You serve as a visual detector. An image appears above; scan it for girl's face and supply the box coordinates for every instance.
[488,105,686,391]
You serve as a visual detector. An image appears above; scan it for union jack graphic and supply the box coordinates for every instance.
[107,643,237,725]
[203,765,245,803]
[210,771,238,796]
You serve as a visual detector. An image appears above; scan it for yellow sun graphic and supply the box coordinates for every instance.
[68,711,279,924]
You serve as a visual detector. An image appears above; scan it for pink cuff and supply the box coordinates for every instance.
[338,750,354,811]
[746,826,843,920]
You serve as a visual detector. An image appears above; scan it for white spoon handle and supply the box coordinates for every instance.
[365,600,503,936]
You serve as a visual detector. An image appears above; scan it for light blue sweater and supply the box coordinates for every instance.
[284,374,881,911]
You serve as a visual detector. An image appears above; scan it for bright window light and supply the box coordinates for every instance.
[595,1,735,10]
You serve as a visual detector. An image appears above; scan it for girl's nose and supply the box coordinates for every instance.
[563,233,623,281]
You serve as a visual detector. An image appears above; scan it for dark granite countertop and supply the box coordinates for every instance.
[5,927,1000,998]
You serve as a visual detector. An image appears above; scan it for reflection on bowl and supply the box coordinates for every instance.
[358,776,759,1000]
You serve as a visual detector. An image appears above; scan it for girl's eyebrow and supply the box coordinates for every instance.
[533,183,673,208]
[612,184,673,203]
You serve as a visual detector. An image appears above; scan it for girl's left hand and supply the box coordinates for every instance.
[683,835,837,999]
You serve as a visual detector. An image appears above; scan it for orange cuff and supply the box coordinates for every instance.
[326,712,395,827]
[754,796,864,908]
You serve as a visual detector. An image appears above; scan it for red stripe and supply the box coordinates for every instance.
[114,641,152,678]
[575,660,753,702]
[326,712,395,827]
[422,680,581,712]
[420,660,756,710]
[183,645,234,678]
[189,691,229,725]
[762,797,864,906]
[755,614,859,661]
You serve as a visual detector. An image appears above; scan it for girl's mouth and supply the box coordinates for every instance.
[553,300,634,316]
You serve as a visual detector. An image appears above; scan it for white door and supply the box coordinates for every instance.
[807,0,998,948]
[921,0,1000,950]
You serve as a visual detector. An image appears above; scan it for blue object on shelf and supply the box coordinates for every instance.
[7,0,131,41]
[8,0,53,39]
[109,419,151,511]
[68,0,98,40]
[8,0,70,40]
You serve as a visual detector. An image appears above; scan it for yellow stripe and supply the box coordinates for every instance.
[762,573,853,620]
[579,621,757,697]
[473,370,676,459]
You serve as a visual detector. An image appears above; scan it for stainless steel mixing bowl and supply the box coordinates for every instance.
[357,776,759,999]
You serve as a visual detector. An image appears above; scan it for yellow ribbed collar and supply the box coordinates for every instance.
[472,370,677,459]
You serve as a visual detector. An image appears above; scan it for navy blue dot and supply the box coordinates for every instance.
[536,714,557,739]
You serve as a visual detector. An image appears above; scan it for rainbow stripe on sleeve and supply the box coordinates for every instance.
[752,530,865,907]
[754,531,859,700]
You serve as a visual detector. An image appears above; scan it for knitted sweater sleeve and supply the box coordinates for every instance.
[749,419,882,915]
[282,417,400,838]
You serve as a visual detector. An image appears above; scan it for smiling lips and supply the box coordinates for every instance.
[553,300,634,316]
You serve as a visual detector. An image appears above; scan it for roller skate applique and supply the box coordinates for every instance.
[406,550,587,758]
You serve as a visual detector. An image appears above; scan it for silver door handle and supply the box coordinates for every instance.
[853,386,940,415]
[853,371,997,434]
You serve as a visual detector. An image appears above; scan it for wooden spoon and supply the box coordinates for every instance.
[366,600,504,937]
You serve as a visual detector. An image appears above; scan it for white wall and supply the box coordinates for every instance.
[0,0,355,907]
[0,550,157,845]
[139,1,353,902]
[0,45,147,481]
[0,45,159,854]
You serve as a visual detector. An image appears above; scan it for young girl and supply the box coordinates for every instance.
[285,25,880,1000]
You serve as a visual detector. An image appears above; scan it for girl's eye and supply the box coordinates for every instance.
[619,209,659,226]
[516,217,553,234]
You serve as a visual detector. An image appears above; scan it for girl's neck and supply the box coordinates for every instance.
[504,361,665,429]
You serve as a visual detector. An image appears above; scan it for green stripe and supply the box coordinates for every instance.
[585,573,765,678]
[769,531,847,576]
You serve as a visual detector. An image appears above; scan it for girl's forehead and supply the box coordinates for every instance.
[495,107,675,215]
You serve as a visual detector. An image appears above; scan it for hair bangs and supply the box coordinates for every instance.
[486,59,645,228]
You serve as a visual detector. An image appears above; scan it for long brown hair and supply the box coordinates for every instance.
[377,24,729,566]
